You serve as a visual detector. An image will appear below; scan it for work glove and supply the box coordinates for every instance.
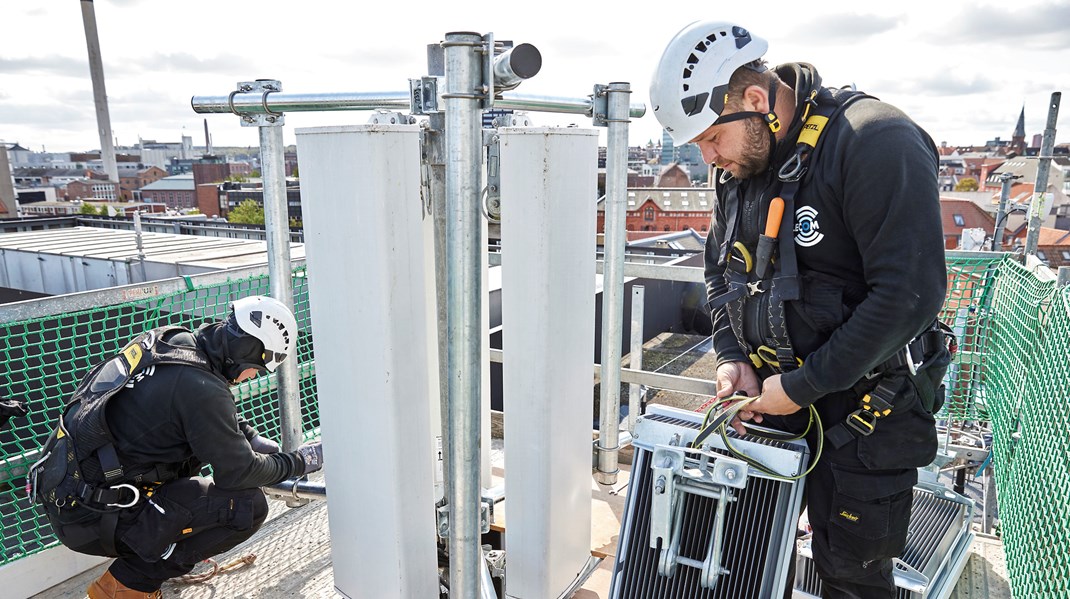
[249,434,280,454]
[295,442,324,475]
[0,394,27,430]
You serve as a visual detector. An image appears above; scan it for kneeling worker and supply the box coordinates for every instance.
[30,296,324,599]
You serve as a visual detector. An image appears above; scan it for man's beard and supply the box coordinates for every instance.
[733,118,771,179]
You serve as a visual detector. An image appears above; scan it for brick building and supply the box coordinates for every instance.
[598,187,715,234]
[938,198,998,250]
[139,174,197,210]
[118,166,167,201]
[66,179,118,201]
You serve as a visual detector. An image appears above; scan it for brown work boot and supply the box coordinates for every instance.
[87,569,162,598]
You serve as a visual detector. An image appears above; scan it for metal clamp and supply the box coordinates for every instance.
[649,445,747,590]
[232,79,285,127]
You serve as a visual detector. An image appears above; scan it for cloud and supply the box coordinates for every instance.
[127,53,252,75]
[874,73,1000,96]
[0,102,91,129]
[943,1,1070,50]
[0,56,87,78]
[787,14,905,43]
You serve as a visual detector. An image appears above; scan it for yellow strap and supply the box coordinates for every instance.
[797,114,829,149]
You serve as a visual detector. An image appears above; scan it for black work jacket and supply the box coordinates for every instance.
[706,63,947,407]
[100,325,301,490]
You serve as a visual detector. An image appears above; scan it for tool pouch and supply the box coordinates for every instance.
[120,495,194,563]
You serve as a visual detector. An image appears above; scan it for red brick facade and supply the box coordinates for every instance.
[597,187,715,234]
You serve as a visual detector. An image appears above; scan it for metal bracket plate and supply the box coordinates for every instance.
[649,445,749,590]
[591,84,609,128]
[409,77,441,115]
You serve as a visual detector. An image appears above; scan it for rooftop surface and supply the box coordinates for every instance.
[32,334,1011,599]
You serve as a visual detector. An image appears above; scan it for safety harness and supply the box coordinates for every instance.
[28,326,214,555]
[709,84,868,372]
[706,80,955,450]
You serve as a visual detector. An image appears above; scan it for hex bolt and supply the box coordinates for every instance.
[724,468,737,481]
[655,475,666,494]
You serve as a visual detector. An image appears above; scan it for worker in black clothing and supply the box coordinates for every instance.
[30,295,324,599]
[650,22,952,598]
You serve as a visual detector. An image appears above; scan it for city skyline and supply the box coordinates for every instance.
[2,0,1067,154]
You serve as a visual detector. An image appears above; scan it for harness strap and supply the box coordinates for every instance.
[99,510,120,556]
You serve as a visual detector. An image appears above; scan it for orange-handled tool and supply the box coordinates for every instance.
[754,197,785,280]
[764,197,785,238]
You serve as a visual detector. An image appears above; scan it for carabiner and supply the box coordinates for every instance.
[107,483,140,509]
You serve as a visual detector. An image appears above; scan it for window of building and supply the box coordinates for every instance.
[628,200,635,207]
[644,207,654,221]
[1037,251,1047,261]
[701,224,708,232]
[1062,251,1070,261]
[953,214,965,226]
[680,192,688,197]
[663,225,670,231]
[663,200,671,207]
[681,200,689,206]
[663,192,670,197]
[627,191,635,197]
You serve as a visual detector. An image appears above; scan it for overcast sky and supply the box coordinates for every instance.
[2,0,1067,154]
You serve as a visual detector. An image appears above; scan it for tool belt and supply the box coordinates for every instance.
[824,321,955,449]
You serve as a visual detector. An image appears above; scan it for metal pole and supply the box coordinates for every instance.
[133,211,148,282]
[191,89,646,119]
[628,285,645,434]
[444,31,483,599]
[263,477,327,502]
[992,173,1016,251]
[79,0,119,184]
[1024,92,1061,256]
[258,119,302,456]
[596,82,631,485]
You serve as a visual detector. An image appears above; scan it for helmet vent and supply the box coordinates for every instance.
[249,310,263,328]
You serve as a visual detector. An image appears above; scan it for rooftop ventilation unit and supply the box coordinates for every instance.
[794,481,975,599]
[609,404,808,598]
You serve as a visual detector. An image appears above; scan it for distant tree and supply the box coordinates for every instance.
[291,165,299,178]
[289,217,302,229]
[955,177,979,192]
[250,169,261,178]
[225,174,248,183]
[228,199,265,225]
[79,202,101,215]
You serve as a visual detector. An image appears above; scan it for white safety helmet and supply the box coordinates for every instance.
[650,22,769,145]
[229,295,297,372]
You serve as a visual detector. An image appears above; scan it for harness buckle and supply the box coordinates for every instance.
[845,409,877,437]
[106,483,140,509]
[746,281,765,296]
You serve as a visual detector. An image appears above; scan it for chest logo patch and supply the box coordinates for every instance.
[794,206,825,247]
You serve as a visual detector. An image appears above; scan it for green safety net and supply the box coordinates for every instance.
[0,267,318,567]
[1,255,1068,599]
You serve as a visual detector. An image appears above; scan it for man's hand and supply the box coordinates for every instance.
[749,374,803,416]
[714,361,762,435]
[249,434,280,454]
[295,442,324,475]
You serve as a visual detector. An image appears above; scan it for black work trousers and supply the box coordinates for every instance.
[45,476,268,593]
[764,380,934,599]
